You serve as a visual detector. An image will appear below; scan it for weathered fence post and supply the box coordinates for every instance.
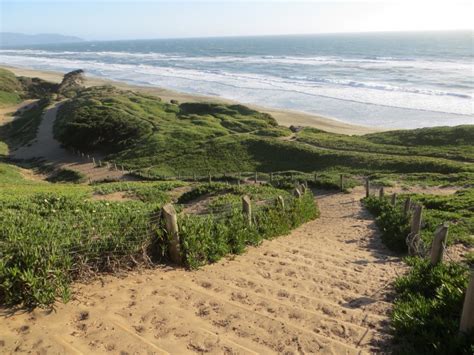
[379,187,385,200]
[365,178,370,198]
[293,187,302,198]
[92,157,96,166]
[300,183,306,194]
[404,197,411,217]
[430,224,448,265]
[254,171,258,184]
[121,165,125,173]
[277,195,285,209]
[161,204,182,264]
[98,160,102,167]
[242,195,252,225]
[340,174,344,191]
[208,172,212,184]
[460,272,474,334]
[407,204,423,255]
[411,204,423,236]
[391,193,397,206]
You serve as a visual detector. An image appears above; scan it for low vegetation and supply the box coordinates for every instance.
[392,258,473,354]
[0,68,473,354]
[364,189,473,252]
[0,163,318,306]
[364,191,473,354]
[179,187,318,268]
[0,68,57,107]
[52,86,473,182]
[0,68,23,106]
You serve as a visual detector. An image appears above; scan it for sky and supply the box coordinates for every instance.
[1,0,473,40]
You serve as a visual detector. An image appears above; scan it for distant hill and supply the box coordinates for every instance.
[0,32,83,47]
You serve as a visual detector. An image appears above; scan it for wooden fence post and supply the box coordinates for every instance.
[408,204,423,256]
[254,171,258,184]
[242,195,252,225]
[161,204,182,264]
[121,165,125,173]
[411,204,423,236]
[277,195,285,209]
[208,172,212,184]
[293,187,302,198]
[92,157,96,166]
[365,179,370,198]
[391,193,397,206]
[404,197,411,217]
[98,160,102,167]
[340,174,344,191]
[300,183,306,194]
[379,187,385,200]
[460,272,474,334]
[430,224,448,265]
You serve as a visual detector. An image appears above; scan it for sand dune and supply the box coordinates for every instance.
[1,65,379,136]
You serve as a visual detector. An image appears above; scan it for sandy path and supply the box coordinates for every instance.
[0,188,405,354]
[10,103,128,182]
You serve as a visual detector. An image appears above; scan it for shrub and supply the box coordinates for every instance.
[179,191,318,268]
[364,195,411,252]
[392,257,473,354]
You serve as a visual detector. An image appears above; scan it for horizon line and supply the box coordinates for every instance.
[2,28,472,44]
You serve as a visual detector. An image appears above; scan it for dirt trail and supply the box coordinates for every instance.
[1,188,405,354]
[11,103,128,182]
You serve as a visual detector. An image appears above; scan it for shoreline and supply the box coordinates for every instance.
[1,64,381,135]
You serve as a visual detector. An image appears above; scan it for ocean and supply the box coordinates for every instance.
[1,31,473,129]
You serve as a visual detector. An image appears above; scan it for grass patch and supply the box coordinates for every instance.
[298,126,474,162]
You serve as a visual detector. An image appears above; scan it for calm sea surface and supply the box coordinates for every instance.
[1,31,473,128]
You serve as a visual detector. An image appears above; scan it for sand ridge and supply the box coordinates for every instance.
[0,187,406,354]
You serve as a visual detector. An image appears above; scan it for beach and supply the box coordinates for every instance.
[1,65,380,135]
